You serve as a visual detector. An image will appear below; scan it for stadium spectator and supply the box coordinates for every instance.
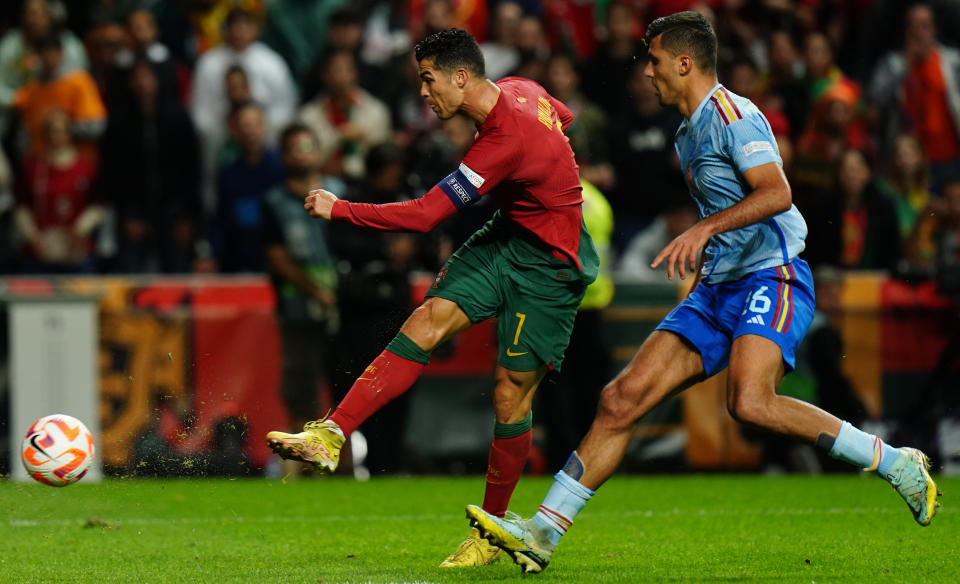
[867,3,960,190]
[712,0,765,72]
[266,29,599,569]
[801,149,901,272]
[84,23,127,109]
[765,29,809,143]
[100,60,201,273]
[298,50,391,180]
[896,179,960,458]
[511,15,550,84]
[222,65,252,115]
[301,8,385,107]
[359,0,414,73]
[544,53,610,189]
[411,0,487,42]
[581,1,644,114]
[540,0,599,61]
[616,202,698,281]
[261,0,347,85]
[905,179,960,279]
[793,75,870,191]
[0,0,88,134]
[876,134,938,271]
[11,33,106,157]
[606,59,685,253]
[468,14,940,573]
[171,0,267,59]
[190,7,296,213]
[14,108,102,273]
[114,8,185,107]
[0,147,15,271]
[261,122,339,475]
[209,102,283,273]
[934,180,960,285]
[480,1,522,81]
[802,32,860,117]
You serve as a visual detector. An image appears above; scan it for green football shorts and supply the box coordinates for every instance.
[425,214,593,372]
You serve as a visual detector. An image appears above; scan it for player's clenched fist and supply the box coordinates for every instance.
[304,189,338,220]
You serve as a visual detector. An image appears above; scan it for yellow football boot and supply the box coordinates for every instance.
[265,419,344,472]
[439,527,504,568]
[466,505,553,574]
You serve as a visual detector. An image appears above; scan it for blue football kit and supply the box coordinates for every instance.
[656,84,814,376]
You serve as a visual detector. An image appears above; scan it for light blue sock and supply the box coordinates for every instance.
[532,453,594,546]
[829,421,900,475]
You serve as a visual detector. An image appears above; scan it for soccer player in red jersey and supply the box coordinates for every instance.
[265,28,598,566]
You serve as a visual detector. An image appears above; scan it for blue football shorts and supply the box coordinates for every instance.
[656,259,815,377]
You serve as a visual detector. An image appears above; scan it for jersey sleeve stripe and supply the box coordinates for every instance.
[712,90,742,124]
[709,96,731,125]
[719,87,743,119]
[714,92,735,122]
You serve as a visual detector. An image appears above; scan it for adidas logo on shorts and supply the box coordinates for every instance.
[746,314,765,326]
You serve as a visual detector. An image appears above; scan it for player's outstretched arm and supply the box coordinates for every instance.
[651,162,792,280]
[305,184,459,232]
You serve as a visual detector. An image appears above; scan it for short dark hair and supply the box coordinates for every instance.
[414,28,485,77]
[329,7,363,28]
[229,100,262,120]
[224,7,254,27]
[365,142,406,178]
[280,122,319,153]
[644,11,717,73]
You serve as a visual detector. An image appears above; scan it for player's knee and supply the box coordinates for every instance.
[492,371,535,422]
[402,301,450,350]
[726,384,770,426]
[492,391,523,422]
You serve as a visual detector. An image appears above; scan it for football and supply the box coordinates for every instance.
[21,414,95,487]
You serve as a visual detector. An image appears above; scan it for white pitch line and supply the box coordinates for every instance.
[5,506,898,528]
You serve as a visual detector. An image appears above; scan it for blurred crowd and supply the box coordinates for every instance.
[1,0,960,283]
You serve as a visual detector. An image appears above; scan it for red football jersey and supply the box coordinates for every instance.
[18,154,98,229]
[331,77,588,269]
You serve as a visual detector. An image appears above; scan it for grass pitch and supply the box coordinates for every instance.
[0,474,955,583]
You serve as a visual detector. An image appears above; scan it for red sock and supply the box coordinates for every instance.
[329,350,424,437]
[482,431,532,517]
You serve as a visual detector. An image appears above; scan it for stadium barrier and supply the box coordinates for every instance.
[1,272,957,475]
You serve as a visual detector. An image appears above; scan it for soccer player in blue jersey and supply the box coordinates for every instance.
[466,11,942,574]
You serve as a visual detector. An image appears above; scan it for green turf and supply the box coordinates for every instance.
[0,474,955,583]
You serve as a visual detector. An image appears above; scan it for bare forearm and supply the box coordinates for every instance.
[699,182,791,238]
